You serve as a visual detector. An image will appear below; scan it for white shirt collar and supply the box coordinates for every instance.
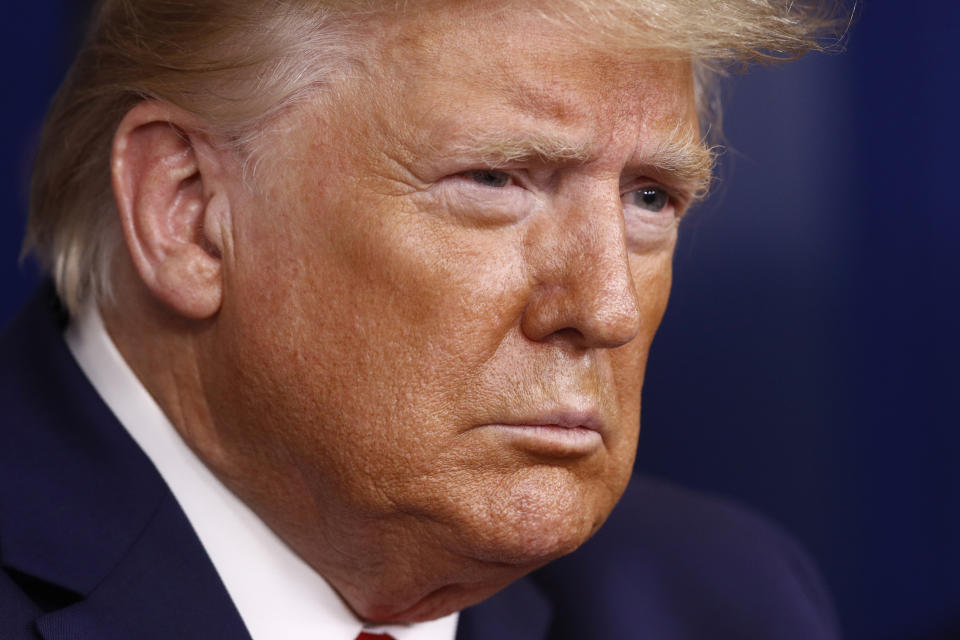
[65,303,458,640]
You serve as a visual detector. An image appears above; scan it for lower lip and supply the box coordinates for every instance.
[485,424,603,458]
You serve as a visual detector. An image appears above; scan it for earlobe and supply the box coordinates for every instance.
[112,102,227,319]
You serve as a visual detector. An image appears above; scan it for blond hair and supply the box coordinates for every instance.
[23,0,849,315]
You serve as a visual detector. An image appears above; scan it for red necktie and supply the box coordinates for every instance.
[356,633,396,640]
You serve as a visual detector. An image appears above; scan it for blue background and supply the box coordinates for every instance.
[2,3,958,639]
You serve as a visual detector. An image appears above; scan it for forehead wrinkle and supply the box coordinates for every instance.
[505,77,592,123]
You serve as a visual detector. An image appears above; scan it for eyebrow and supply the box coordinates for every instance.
[641,122,717,199]
[447,132,593,167]
[445,122,716,199]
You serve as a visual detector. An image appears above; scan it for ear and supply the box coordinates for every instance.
[111,101,231,319]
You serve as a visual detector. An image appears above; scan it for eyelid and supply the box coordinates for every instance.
[621,181,673,203]
[622,178,695,215]
[452,167,691,215]
[456,167,534,190]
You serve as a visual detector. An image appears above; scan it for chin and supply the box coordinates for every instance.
[448,466,620,568]
[355,524,579,625]
[339,468,626,625]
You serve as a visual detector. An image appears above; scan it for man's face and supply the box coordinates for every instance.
[198,3,702,621]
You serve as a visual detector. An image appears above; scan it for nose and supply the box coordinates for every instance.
[520,184,643,350]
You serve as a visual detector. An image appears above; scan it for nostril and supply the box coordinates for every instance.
[550,326,588,345]
[520,285,642,349]
[599,306,643,347]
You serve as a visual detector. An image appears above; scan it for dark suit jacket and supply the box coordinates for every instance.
[0,286,841,639]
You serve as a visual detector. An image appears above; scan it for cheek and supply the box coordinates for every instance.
[225,179,534,485]
[632,243,675,339]
[612,246,674,428]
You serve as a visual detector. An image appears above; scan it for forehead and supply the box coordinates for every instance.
[360,3,697,164]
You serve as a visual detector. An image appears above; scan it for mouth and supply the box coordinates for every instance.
[482,410,605,458]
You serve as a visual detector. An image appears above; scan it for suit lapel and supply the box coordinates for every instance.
[34,494,250,640]
[0,286,250,639]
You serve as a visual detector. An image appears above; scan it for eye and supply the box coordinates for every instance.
[467,169,511,188]
[626,186,670,213]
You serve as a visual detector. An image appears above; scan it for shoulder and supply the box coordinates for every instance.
[530,475,842,639]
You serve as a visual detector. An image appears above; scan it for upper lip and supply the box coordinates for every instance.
[496,409,604,433]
